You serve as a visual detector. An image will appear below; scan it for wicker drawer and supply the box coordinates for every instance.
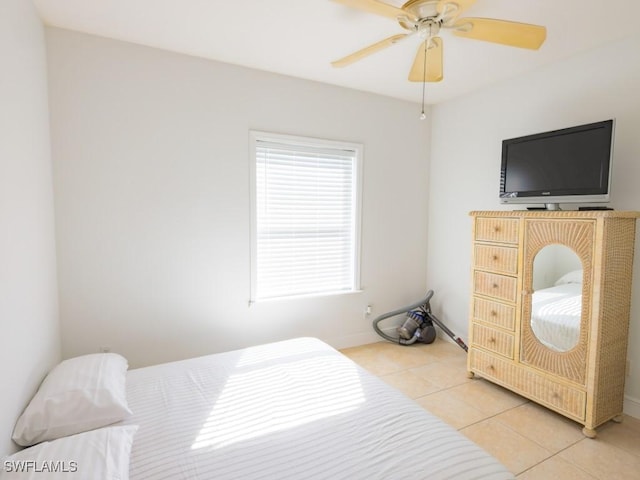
[474,217,519,244]
[473,271,517,303]
[472,297,516,331]
[470,349,586,421]
[474,244,518,274]
[471,323,514,358]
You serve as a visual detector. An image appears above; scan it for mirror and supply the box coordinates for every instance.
[531,244,583,352]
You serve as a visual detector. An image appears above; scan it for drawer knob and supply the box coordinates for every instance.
[488,364,495,371]
[492,283,499,289]
[489,337,496,343]
[493,226,501,233]
[490,310,498,317]
[492,255,499,261]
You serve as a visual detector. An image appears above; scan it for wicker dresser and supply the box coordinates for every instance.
[468,210,639,437]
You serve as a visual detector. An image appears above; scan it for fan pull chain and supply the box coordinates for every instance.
[420,39,427,120]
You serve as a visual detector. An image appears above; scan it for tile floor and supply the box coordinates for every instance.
[340,338,640,479]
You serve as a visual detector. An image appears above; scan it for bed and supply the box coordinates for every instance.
[531,271,583,352]
[5,338,513,479]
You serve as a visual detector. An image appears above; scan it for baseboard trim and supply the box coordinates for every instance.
[328,331,385,350]
[328,327,458,351]
[624,395,640,419]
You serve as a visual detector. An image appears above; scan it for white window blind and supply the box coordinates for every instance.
[250,132,362,301]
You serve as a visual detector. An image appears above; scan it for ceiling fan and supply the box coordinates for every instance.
[331,0,546,83]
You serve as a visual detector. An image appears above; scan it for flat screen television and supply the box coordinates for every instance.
[499,119,615,210]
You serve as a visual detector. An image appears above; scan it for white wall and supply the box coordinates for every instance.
[0,0,60,456]
[426,34,640,415]
[46,28,431,368]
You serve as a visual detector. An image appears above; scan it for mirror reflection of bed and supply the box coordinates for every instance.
[531,244,583,352]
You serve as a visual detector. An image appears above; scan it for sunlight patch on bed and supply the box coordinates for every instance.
[232,338,332,368]
[191,354,365,450]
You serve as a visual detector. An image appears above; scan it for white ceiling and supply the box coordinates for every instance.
[32,0,640,104]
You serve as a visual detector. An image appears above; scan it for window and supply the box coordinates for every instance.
[250,131,362,301]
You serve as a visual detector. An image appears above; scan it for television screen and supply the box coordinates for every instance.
[500,120,614,207]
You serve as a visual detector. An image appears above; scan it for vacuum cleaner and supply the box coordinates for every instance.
[372,290,468,351]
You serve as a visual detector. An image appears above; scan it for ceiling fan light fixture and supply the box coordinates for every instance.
[330,0,546,81]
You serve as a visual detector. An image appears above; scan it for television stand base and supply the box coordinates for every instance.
[526,203,561,211]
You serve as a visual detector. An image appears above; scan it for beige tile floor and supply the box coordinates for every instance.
[340,338,640,479]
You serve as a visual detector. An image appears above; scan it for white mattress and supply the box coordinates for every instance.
[121,338,513,480]
[531,284,582,352]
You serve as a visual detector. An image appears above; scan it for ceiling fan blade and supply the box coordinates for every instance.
[331,0,413,20]
[452,17,546,50]
[437,0,476,18]
[408,37,443,82]
[332,34,408,67]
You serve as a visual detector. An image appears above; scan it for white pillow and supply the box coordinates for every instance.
[1,425,137,480]
[12,353,132,447]
[554,269,583,286]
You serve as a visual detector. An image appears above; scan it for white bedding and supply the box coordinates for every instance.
[121,338,513,480]
[531,283,582,351]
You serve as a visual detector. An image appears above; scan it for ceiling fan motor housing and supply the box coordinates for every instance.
[399,0,446,30]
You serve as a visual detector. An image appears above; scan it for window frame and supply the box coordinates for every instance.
[249,130,363,302]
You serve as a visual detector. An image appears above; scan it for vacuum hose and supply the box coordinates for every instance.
[372,290,434,345]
